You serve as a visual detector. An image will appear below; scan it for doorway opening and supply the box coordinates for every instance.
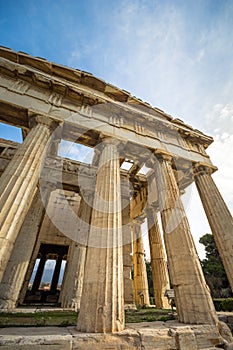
[24,244,68,305]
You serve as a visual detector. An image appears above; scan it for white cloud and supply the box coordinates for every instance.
[66,0,232,138]
[203,103,233,211]
[205,104,233,135]
[208,134,233,210]
[59,140,94,164]
[67,0,233,258]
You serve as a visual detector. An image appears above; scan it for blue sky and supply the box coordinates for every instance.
[0,0,233,258]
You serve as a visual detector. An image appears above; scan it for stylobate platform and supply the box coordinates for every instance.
[0,320,232,350]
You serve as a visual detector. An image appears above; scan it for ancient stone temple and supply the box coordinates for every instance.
[0,46,233,348]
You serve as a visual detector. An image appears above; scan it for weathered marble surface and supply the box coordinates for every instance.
[0,320,232,350]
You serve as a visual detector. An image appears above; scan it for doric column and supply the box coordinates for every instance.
[153,151,218,324]
[147,207,170,309]
[77,138,124,333]
[60,192,93,310]
[0,185,54,309]
[194,163,233,291]
[121,175,136,309]
[50,255,63,293]
[0,115,58,282]
[132,218,150,306]
[31,254,47,292]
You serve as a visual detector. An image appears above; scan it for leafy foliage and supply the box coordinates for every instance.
[145,260,154,298]
[199,233,232,298]
[213,298,233,312]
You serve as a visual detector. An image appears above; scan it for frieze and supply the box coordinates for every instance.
[48,92,63,107]
[7,79,31,95]
[109,115,124,127]
[134,122,144,134]
[43,156,97,178]
[79,105,93,118]
[43,157,62,169]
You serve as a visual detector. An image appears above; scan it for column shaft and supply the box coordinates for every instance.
[0,189,46,309]
[50,256,63,293]
[18,244,41,304]
[18,185,56,304]
[154,153,217,324]
[194,165,233,291]
[60,195,93,310]
[121,176,135,309]
[31,255,47,292]
[77,139,124,333]
[132,220,150,306]
[0,116,56,282]
[147,208,170,309]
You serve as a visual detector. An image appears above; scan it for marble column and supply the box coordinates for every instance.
[0,185,54,309]
[132,218,150,306]
[31,254,47,292]
[121,175,136,310]
[153,151,218,324]
[194,163,233,291]
[50,255,63,293]
[147,207,170,309]
[77,138,124,333]
[60,193,93,310]
[18,184,57,305]
[0,115,57,282]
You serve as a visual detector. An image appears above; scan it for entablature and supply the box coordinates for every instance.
[0,46,213,152]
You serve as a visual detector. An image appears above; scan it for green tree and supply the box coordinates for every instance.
[199,233,232,298]
[145,260,154,298]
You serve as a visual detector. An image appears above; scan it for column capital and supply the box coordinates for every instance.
[99,134,123,147]
[29,114,60,131]
[154,149,173,163]
[146,149,173,168]
[95,135,123,161]
[193,162,217,177]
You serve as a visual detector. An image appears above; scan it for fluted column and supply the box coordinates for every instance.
[0,115,57,282]
[77,138,124,333]
[132,218,150,306]
[153,151,218,324]
[194,163,233,291]
[0,185,54,309]
[31,254,47,292]
[50,255,63,293]
[121,175,136,309]
[60,193,93,310]
[147,207,170,309]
